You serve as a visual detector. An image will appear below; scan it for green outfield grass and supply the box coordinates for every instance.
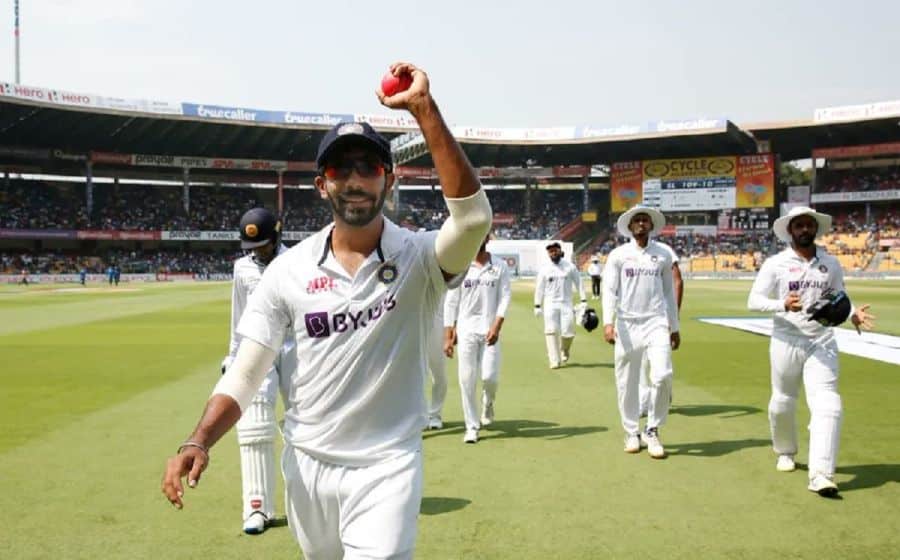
[1,280,898,559]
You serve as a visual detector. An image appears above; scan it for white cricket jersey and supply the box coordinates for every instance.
[228,244,293,359]
[601,239,679,331]
[748,247,848,339]
[534,260,586,308]
[657,241,679,264]
[236,219,458,467]
[444,254,512,335]
[587,262,602,277]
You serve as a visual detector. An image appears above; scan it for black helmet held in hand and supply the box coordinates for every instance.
[806,290,852,327]
[581,308,600,332]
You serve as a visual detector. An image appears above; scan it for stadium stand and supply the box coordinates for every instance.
[817,166,900,194]
[2,86,899,281]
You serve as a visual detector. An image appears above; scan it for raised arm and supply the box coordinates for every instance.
[377,62,491,276]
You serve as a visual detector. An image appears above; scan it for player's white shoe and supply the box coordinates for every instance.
[808,474,839,497]
[426,416,443,430]
[243,511,268,535]
[643,428,666,459]
[561,351,569,363]
[549,362,561,370]
[463,428,479,444]
[776,455,796,472]
[624,434,641,453]
[480,403,494,427]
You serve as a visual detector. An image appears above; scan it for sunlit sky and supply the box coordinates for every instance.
[2,0,899,128]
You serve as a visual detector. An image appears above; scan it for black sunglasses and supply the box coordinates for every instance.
[322,158,389,180]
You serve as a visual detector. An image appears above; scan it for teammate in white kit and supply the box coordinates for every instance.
[747,206,874,497]
[223,207,296,534]
[587,256,602,300]
[602,206,680,459]
[639,242,682,417]
[534,242,587,369]
[443,234,512,444]
[162,62,493,559]
[425,293,448,430]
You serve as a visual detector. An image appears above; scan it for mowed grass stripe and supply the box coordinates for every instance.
[0,281,897,559]
[0,293,229,452]
[0,282,231,336]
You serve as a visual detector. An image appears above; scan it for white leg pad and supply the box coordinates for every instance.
[236,396,277,519]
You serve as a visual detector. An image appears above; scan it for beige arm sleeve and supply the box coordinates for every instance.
[211,338,276,412]
[435,189,493,275]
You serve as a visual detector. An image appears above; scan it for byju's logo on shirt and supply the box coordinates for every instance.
[624,268,661,278]
[463,278,496,289]
[788,279,830,291]
[303,295,397,339]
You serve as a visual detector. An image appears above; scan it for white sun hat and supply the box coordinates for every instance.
[616,205,666,239]
[772,206,832,243]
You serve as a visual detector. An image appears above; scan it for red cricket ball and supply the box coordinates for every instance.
[381,71,413,97]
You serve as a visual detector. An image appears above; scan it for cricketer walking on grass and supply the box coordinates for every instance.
[602,205,680,459]
[747,205,875,497]
[534,242,587,369]
[222,207,295,534]
[443,234,512,444]
[162,61,492,559]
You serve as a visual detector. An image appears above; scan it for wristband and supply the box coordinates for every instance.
[177,441,210,460]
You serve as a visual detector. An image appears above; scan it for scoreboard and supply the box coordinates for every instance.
[611,154,775,212]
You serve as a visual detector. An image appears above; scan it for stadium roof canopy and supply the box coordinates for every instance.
[394,120,756,168]
[1,83,898,183]
[747,116,900,162]
[0,84,415,183]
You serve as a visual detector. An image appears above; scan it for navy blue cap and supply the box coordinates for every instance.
[316,122,393,169]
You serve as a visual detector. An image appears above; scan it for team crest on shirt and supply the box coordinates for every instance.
[651,255,659,263]
[818,264,828,273]
[378,263,398,284]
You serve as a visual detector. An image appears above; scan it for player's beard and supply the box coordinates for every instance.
[327,184,387,227]
[792,232,815,248]
[550,254,562,264]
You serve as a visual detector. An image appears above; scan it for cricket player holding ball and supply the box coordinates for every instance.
[162,62,492,559]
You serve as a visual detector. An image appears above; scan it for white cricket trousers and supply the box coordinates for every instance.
[542,304,575,337]
[614,317,673,435]
[427,315,447,419]
[457,330,501,430]
[283,448,423,560]
[768,332,841,478]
